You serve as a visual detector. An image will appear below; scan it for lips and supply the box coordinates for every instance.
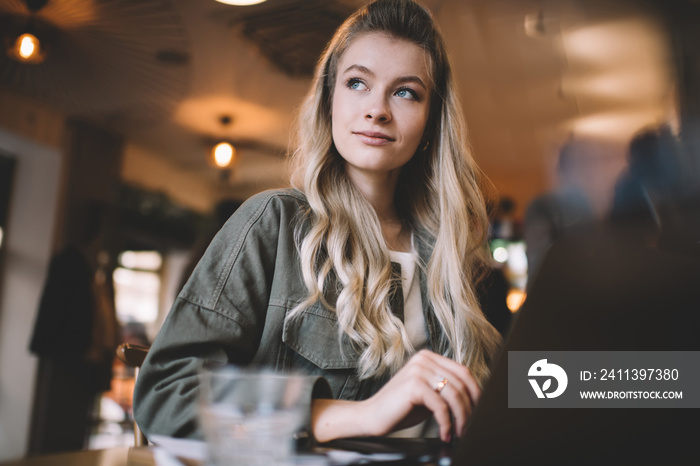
[353,131,395,146]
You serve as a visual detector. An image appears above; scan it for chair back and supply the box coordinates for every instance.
[115,343,150,447]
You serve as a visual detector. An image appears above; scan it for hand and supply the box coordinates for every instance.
[361,349,481,442]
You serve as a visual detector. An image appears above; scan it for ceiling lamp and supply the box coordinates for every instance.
[215,0,267,5]
[210,114,237,169]
[7,31,46,64]
[212,142,236,168]
[4,0,51,64]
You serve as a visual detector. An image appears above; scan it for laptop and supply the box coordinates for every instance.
[452,228,700,465]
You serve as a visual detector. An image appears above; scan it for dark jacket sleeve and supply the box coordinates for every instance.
[133,191,331,440]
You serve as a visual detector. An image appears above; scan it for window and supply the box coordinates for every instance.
[113,250,162,323]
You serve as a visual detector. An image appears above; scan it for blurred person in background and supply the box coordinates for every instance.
[613,124,700,258]
[523,139,599,288]
[610,125,685,248]
[29,202,119,453]
[489,196,521,241]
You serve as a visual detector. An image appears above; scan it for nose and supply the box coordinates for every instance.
[364,97,391,123]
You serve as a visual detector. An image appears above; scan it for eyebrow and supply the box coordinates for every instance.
[342,64,428,90]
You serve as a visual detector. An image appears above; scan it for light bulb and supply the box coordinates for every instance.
[8,33,46,64]
[213,142,235,167]
[19,34,37,58]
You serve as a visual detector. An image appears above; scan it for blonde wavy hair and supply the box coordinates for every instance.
[289,0,500,386]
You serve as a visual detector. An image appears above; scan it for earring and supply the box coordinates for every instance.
[421,140,430,151]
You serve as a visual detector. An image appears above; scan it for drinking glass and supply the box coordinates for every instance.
[199,368,308,466]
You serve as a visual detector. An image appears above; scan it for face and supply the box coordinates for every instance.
[331,32,431,183]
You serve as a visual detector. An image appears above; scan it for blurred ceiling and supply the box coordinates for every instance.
[0,0,677,214]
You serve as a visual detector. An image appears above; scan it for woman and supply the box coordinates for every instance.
[134,0,500,444]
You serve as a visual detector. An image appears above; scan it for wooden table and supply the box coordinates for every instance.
[0,438,445,466]
[0,448,160,466]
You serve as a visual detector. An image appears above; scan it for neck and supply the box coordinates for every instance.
[346,166,400,222]
[345,166,411,252]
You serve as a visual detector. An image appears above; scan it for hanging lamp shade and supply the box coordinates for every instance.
[0,0,191,129]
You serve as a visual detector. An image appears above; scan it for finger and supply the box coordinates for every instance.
[423,353,482,405]
[460,366,482,405]
[435,378,472,437]
[421,388,453,442]
[443,366,481,408]
[419,359,481,436]
[407,351,481,437]
[424,371,471,437]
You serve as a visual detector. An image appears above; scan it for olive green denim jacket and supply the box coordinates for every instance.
[133,189,444,440]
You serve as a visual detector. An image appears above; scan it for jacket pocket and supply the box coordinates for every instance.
[282,302,359,370]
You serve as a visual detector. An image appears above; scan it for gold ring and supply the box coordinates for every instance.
[435,377,448,394]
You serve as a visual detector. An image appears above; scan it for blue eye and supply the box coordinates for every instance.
[395,88,418,100]
[347,78,368,91]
